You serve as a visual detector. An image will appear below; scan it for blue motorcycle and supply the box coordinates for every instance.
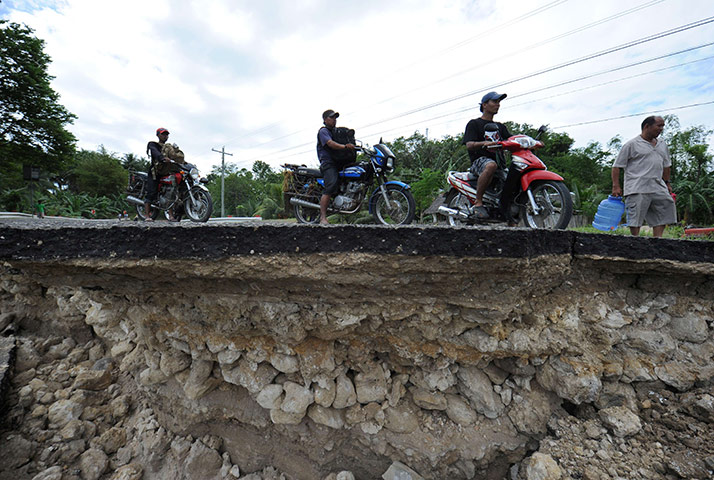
[283,142,416,225]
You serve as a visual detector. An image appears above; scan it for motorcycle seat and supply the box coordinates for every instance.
[297,167,322,178]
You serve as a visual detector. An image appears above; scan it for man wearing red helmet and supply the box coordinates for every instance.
[145,127,181,221]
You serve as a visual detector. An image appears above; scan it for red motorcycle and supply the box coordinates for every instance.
[435,125,573,229]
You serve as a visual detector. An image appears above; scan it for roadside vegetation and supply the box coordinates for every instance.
[2,20,712,233]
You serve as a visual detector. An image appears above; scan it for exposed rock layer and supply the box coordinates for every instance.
[0,221,713,479]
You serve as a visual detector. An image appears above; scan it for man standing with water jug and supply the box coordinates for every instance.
[611,115,676,237]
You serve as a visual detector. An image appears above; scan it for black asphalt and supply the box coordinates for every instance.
[1,217,712,263]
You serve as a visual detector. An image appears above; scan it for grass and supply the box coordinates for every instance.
[570,224,714,241]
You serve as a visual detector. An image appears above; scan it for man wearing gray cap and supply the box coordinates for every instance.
[462,92,511,219]
[316,109,355,225]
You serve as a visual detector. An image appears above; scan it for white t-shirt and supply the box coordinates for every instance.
[613,135,670,196]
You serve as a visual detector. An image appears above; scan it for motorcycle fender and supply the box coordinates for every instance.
[520,170,564,191]
[368,181,411,214]
[191,183,209,192]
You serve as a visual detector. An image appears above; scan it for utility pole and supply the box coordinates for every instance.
[212,146,233,217]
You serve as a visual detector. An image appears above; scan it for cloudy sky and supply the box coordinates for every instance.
[3,0,714,174]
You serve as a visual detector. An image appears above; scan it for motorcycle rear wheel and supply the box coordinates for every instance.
[444,190,471,226]
[135,204,160,221]
[520,180,572,229]
[293,200,320,224]
[185,188,213,222]
[373,185,416,225]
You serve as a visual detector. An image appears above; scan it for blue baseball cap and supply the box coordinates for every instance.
[481,92,507,104]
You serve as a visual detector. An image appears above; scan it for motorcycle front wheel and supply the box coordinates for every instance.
[373,185,416,225]
[185,188,213,222]
[520,180,573,229]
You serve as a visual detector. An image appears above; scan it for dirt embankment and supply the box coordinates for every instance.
[0,220,713,480]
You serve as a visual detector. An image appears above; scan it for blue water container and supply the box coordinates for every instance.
[592,195,625,231]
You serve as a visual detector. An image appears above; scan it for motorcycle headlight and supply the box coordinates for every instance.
[190,167,200,181]
[513,136,538,149]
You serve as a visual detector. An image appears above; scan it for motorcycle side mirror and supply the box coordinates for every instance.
[379,137,383,144]
[536,124,548,139]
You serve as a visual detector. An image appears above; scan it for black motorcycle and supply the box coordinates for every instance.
[283,142,416,225]
[126,161,213,222]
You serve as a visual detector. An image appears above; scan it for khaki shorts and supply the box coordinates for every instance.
[624,191,677,227]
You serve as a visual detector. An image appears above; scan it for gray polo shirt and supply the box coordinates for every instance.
[613,135,670,196]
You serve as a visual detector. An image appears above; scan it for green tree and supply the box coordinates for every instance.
[0,21,76,191]
[122,153,149,172]
[68,147,127,197]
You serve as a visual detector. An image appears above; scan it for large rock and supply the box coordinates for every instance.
[47,399,83,428]
[281,381,313,414]
[523,452,562,480]
[221,358,278,394]
[354,363,389,404]
[456,365,504,419]
[333,373,357,409]
[670,313,709,343]
[183,359,218,400]
[79,448,109,480]
[536,356,601,404]
[308,404,345,429]
[184,440,223,479]
[159,349,192,376]
[598,405,642,437]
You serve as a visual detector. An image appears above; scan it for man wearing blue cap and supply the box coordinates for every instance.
[463,92,511,219]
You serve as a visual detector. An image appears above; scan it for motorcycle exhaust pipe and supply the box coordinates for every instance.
[438,205,469,219]
[289,197,320,210]
[126,195,145,206]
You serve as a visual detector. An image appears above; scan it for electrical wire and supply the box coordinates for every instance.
[249,33,714,163]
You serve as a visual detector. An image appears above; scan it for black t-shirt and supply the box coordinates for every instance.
[463,118,511,163]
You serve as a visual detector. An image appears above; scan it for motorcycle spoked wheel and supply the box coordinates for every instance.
[444,190,472,226]
[520,180,573,230]
[135,203,160,221]
[184,188,213,222]
[293,196,321,224]
[372,184,416,225]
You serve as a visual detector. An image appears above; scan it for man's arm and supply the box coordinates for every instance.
[147,142,167,163]
[464,121,496,151]
[611,167,623,197]
[326,139,354,151]
[663,166,672,193]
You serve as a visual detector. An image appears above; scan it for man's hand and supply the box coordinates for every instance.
[345,143,355,151]
[612,185,623,197]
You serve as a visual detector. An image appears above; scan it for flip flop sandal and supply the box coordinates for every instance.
[144,217,154,222]
[473,205,489,219]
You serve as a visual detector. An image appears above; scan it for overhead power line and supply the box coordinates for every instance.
[207,0,572,151]
[357,15,714,131]
[370,0,665,108]
[552,101,714,130]
[249,27,714,164]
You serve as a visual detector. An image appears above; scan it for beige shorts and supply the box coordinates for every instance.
[624,191,677,227]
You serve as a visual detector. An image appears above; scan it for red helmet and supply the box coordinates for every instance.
[156,127,169,136]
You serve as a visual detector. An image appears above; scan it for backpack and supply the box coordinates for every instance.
[330,127,357,163]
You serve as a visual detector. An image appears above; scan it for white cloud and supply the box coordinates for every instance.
[3,0,713,174]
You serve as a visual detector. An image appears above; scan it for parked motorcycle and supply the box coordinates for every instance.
[434,125,573,229]
[126,161,213,222]
[283,141,416,225]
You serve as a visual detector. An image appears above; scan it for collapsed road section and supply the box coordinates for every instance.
[1,220,713,479]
